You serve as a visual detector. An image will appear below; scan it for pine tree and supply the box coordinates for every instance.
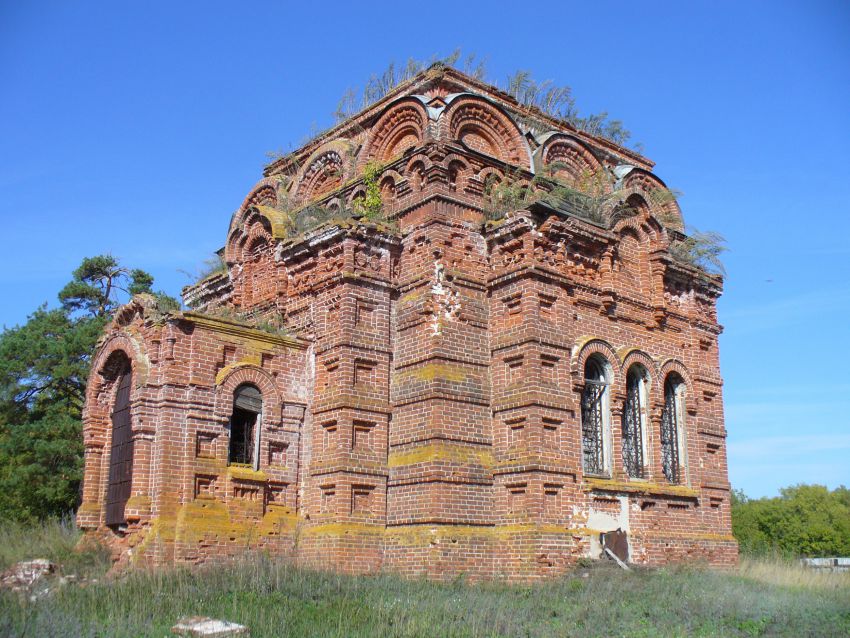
[0,255,163,521]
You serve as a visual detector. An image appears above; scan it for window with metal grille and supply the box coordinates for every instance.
[581,357,609,475]
[228,384,262,469]
[661,374,684,483]
[622,366,646,478]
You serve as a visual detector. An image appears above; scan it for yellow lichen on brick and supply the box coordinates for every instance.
[388,441,493,468]
[77,502,101,514]
[584,477,700,499]
[399,288,428,304]
[215,358,262,386]
[303,522,385,537]
[227,465,268,482]
[397,363,468,383]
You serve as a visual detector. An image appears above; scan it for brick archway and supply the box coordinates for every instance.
[361,98,428,166]
[444,96,531,169]
[213,364,282,425]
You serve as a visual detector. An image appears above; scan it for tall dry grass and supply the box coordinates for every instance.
[738,555,850,591]
[0,520,848,637]
[0,516,110,578]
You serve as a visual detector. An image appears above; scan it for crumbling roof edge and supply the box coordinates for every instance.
[263,64,654,178]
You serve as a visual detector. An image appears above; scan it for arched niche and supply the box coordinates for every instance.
[538,134,604,188]
[622,168,684,231]
[361,98,427,165]
[293,140,354,202]
[444,96,530,168]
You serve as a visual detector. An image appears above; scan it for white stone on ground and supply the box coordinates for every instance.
[171,616,250,637]
[0,559,56,591]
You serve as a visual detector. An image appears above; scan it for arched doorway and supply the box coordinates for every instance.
[105,357,133,527]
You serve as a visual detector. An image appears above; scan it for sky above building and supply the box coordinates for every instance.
[1,1,848,498]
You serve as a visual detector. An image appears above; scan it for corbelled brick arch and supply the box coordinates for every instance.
[226,205,275,257]
[620,168,684,231]
[79,332,150,531]
[294,140,353,202]
[360,97,429,166]
[226,177,292,253]
[442,95,531,168]
[213,364,283,425]
[612,203,668,248]
[618,347,661,386]
[477,165,505,190]
[614,216,655,299]
[324,195,346,215]
[224,206,278,308]
[571,337,622,390]
[442,153,473,192]
[348,184,367,208]
[658,358,696,415]
[404,153,433,192]
[537,133,605,187]
[86,331,151,402]
[378,168,404,208]
[617,347,662,427]
[238,178,279,212]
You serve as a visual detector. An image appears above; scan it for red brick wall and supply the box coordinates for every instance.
[79,68,736,579]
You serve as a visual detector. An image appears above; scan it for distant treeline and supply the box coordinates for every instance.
[732,484,850,557]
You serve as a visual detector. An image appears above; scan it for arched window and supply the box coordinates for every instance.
[581,356,610,475]
[661,373,685,483]
[228,384,262,470]
[105,354,133,527]
[622,366,648,478]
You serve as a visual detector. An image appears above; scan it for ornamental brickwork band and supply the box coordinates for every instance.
[78,65,737,579]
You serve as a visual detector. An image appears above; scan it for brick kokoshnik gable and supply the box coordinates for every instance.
[78,65,737,579]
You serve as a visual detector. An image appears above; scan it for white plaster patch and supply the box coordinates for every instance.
[586,495,630,558]
[430,262,461,335]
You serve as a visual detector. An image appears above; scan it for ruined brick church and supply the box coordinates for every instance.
[78,66,737,578]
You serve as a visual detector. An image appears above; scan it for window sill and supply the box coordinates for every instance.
[227,465,267,481]
[584,477,699,499]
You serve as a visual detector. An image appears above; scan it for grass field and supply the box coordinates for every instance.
[1,519,848,637]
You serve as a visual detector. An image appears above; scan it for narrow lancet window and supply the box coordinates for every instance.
[228,384,262,469]
[581,357,609,475]
[105,355,134,527]
[622,366,646,478]
[661,374,684,483]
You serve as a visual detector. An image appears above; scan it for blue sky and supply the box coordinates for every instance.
[1,1,848,498]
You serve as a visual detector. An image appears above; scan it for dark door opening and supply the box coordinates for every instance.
[105,364,133,527]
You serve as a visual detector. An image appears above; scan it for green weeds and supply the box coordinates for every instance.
[0,522,846,638]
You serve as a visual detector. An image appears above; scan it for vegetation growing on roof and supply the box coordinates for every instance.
[195,254,228,282]
[504,71,633,147]
[200,306,289,336]
[261,55,722,271]
[352,161,385,221]
[325,52,637,151]
[484,165,673,227]
[269,160,397,239]
[483,166,726,275]
[668,228,727,275]
[333,50,487,122]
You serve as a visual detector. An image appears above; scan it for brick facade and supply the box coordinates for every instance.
[78,66,737,579]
